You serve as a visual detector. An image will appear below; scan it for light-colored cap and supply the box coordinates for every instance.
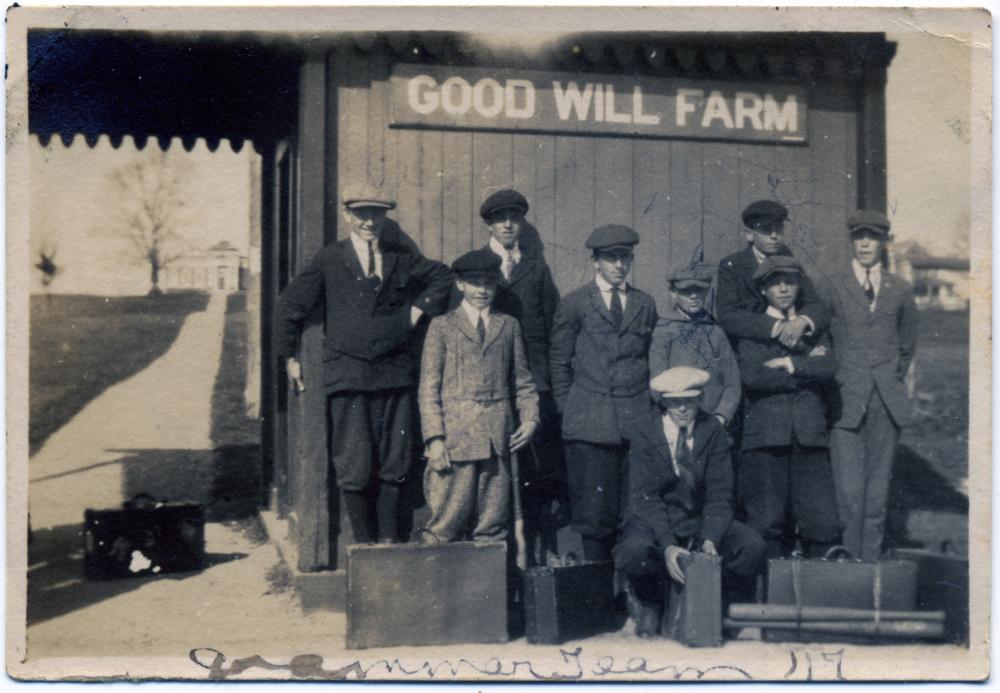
[650,366,710,398]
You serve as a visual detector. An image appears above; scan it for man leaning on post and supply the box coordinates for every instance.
[549,224,658,561]
[716,200,831,350]
[276,184,452,546]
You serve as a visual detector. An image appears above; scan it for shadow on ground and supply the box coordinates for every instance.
[27,523,247,627]
[885,444,968,554]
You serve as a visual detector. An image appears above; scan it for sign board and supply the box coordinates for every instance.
[389,64,808,144]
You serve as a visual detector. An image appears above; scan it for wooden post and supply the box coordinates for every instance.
[289,53,331,572]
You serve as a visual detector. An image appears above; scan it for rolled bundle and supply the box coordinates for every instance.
[723,618,946,640]
[728,604,946,623]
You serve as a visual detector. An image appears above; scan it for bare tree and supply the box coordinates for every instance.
[103,150,194,295]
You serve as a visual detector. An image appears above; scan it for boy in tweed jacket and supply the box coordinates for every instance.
[419,249,540,542]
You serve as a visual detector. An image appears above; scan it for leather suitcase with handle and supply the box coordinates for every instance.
[523,558,617,644]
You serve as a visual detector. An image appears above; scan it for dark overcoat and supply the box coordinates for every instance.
[819,266,918,429]
[623,409,734,548]
[716,245,831,343]
[276,232,452,393]
[549,282,658,445]
[737,333,838,451]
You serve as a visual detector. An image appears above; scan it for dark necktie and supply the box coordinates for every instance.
[674,426,696,509]
[610,287,623,328]
[863,268,875,306]
[476,314,486,345]
[367,241,376,278]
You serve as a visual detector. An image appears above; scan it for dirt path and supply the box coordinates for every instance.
[29,293,226,529]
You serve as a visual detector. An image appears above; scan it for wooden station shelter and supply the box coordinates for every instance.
[27,28,896,599]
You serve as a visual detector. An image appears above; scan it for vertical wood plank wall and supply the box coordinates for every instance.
[331,53,860,310]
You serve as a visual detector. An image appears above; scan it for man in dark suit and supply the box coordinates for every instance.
[475,189,565,563]
[821,211,918,559]
[276,185,452,545]
[549,225,658,561]
[736,255,843,559]
[716,200,831,349]
[615,367,765,638]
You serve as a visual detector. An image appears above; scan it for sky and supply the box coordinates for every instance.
[28,136,257,295]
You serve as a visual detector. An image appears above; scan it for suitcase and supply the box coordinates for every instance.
[524,560,617,644]
[764,556,918,642]
[84,498,205,579]
[887,548,969,644]
[346,541,508,649]
[663,552,723,647]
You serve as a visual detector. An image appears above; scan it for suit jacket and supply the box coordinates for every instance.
[276,233,452,393]
[716,245,831,344]
[624,410,734,547]
[819,265,918,429]
[549,282,658,445]
[448,240,560,391]
[419,308,539,462]
[649,305,741,424]
[737,332,838,451]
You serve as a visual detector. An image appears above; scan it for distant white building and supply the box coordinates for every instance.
[162,241,248,293]
[895,253,970,311]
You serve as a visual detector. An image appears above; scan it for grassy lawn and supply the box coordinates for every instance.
[29,293,209,455]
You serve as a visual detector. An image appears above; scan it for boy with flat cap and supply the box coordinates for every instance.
[615,366,764,637]
[820,211,918,560]
[716,200,830,350]
[549,224,658,561]
[276,184,452,546]
[736,255,843,559]
[650,261,741,429]
[475,189,565,562]
[419,249,539,542]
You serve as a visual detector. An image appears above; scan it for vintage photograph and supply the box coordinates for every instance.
[6,5,990,682]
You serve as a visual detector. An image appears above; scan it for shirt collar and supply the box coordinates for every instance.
[350,232,379,256]
[752,246,769,265]
[661,411,695,445]
[489,236,521,259]
[460,299,491,325]
[765,304,797,321]
[852,258,881,282]
[595,274,628,294]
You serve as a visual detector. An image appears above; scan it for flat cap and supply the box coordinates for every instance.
[586,224,640,251]
[480,189,529,219]
[650,366,710,399]
[452,248,502,279]
[742,200,788,229]
[667,261,715,288]
[342,183,396,211]
[753,254,803,285]
[847,210,891,236]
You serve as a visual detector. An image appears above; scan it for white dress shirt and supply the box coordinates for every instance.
[350,232,382,279]
[460,300,491,330]
[595,274,628,311]
[852,258,882,309]
[661,413,695,477]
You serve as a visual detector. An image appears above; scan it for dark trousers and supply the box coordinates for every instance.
[328,389,416,543]
[518,391,569,565]
[739,442,842,558]
[613,519,765,604]
[565,439,629,560]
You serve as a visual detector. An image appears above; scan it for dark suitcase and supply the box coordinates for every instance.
[346,541,508,649]
[888,548,969,644]
[84,498,205,579]
[524,560,617,644]
[663,552,723,647]
[765,556,918,642]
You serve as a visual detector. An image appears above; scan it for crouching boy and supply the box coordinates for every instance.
[418,249,540,542]
[737,256,843,559]
[614,367,765,638]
